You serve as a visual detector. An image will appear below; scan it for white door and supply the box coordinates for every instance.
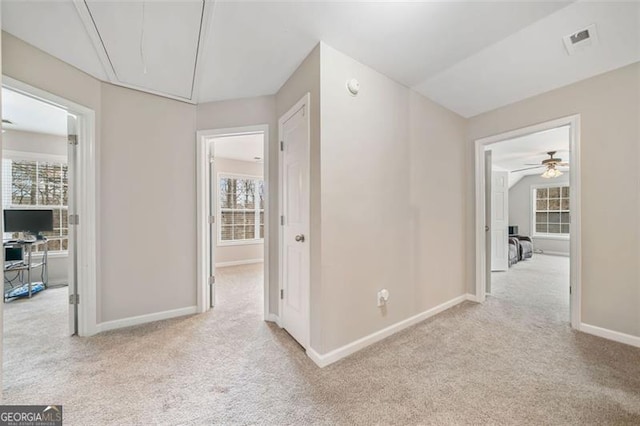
[208,144,216,309]
[485,151,492,293]
[491,171,509,271]
[67,114,78,335]
[279,95,310,348]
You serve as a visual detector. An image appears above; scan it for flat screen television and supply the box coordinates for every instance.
[4,209,54,235]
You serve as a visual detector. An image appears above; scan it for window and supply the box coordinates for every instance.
[218,175,264,244]
[2,158,69,252]
[533,185,570,237]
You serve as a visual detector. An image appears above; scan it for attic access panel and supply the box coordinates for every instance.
[85,0,204,100]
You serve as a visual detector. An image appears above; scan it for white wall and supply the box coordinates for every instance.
[509,174,570,256]
[316,44,467,354]
[214,157,264,266]
[3,129,67,156]
[468,62,640,337]
[100,83,197,322]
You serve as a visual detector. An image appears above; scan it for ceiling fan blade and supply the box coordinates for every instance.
[557,162,570,167]
[511,165,544,173]
[524,163,540,166]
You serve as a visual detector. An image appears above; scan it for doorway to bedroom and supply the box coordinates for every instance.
[2,86,73,337]
[475,116,581,328]
[196,125,269,320]
[1,76,99,392]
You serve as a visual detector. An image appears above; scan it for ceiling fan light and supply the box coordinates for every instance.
[541,168,563,179]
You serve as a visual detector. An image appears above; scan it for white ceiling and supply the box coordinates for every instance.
[83,1,204,100]
[197,1,570,102]
[1,1,107,81]
[489,125,570,186]
[1,88,68,136]
[2,1,638,115]
[416,1,640,117]
[214,133,264,163]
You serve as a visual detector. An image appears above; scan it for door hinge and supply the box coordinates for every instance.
[68,135,78,146]
[69,294,79,304]
[69,214,79,225]
[209,276,216,285]
[208,215,215,224]
[280,215,284,226]
[280,141,284,151]
[280,289,284,300]
[209,155,215,164]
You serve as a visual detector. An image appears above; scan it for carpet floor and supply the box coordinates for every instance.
[3,257,640,425]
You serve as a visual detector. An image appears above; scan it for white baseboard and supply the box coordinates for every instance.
[97,306,198,333]
[266,313,281,326]
[464,293,480,303]
[307,293,471,368]
[579,323,640,349]
[215,259,263,268]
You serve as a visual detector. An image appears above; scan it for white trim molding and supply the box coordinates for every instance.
[267,313,281,326]
[580,323,640,349]
[97,306,198,333]
[474,115,581,330]
[307,294,472,368]
[216,259,263,268]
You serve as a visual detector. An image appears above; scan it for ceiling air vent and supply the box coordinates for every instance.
[563,24,598,55]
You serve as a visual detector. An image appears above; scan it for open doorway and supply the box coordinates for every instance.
[1,78,98,390]
[2,86,73,348]
[1,77,98,341]
[196,125,269,319]
[475,116,581,329]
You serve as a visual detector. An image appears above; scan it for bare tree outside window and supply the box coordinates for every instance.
[219,176,264,243]
[534,186,570,235]
[4,159,69,252]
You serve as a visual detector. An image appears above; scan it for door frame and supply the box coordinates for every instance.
[277,93,311,349]
[196,125,270,319]
[474,114,582,329]
[2,76,99,336]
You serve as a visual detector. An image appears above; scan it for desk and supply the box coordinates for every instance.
[4,239,49,300]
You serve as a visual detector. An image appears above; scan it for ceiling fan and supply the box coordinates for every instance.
[511,151,569,178]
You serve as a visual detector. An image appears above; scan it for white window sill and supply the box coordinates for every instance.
[217,239,264,247]
[30,251,69,259]
[532,234,570,241]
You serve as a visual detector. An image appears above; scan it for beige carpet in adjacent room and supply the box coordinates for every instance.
[3,257,640,425]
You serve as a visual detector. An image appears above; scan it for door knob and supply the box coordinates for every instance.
[485,226,490,232]
[295,234,305,242]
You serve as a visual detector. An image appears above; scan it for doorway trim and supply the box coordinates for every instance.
[196,124,270,320]
[2,76,99,336]
[474,115,581,329]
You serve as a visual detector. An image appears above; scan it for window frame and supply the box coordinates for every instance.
[530,183,570,241]
[2,151,70,254]
[216,172,265,247]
